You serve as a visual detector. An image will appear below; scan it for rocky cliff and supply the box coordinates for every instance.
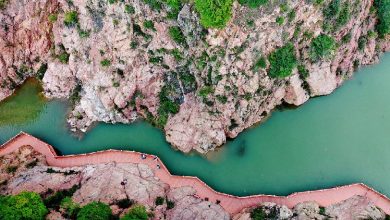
[0,0,389,153]
[0,145,388,219]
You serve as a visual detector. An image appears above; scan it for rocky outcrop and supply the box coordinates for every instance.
[233,196,387,220]
[166,186,230,220]
[1,0,389,153]
[0,145,230,219]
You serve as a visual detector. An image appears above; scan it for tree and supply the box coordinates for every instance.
[0,192,48,220]
[77,201,112,220]
[375,0,390,37]
[194,0,234,29]
[309,34,336,62]
[268,43,297,78]
[238,0,268,8]
[121,205,149,220]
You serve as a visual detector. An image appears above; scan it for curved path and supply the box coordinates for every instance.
[1,132,390,215]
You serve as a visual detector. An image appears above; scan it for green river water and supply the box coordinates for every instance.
[1,54,390,197]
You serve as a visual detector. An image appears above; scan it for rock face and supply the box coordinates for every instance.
[0,146,230,219]
[1,0,389,153]
[233,197,387,220]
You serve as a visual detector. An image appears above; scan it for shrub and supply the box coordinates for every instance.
[238,0,267,8]
[168,26,186,45]
[198,86,214,98]
[0,0,8,9]
[48,14,58,22]
[44,185,80,209]
[165,0,182,19]
[250,207,266,220]
[125,4,135,14]
[298,65,309,78]
[155,196,164,206]
[341,32,352,44]
[100,59,111,67]
[60,197,80,218]
[143,20,155,31]
[194,0,234,29]
[252,57,266,71]
[64,11,78,27]
[323,0,340,20]
[167,200,175,209]
[375,0,390,37]
[6,165,17,173]
[0,192,48,220]
[156,84,180,127]
[77,202,112,220]
[143,0,162,11]
[309,34,336,62]
[121,205,149,220]
[58,52,70,64]
[358,36,367,51]
[268,43,297,78]
[36,63,48,80]
[276,16,285,25]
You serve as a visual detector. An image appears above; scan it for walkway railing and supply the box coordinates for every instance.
[1,132,390,215]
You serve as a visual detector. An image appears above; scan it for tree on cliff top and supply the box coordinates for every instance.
[0,192,48,220]
[77,201,112,220]
[267,43,297,78]
[309,34,336,62]
[375,0,390,37]
[194,0,234,29]
[121,205,149,220]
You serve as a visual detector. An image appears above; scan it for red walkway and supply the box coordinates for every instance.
[1,132,390,215]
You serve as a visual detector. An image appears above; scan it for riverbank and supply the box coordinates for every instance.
[1,132,390,215]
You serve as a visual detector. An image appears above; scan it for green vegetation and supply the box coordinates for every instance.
[167,200,175,209]
[155,196,165,206]
[194,0,234,29]
[358,36,367,51]
[323,0,351,31]
[298,64,309,79]
[0,79,46,126]
[238,0,267,8]
[252,56,266,71]
[143,20,155,31]
[276,16,285,25]
[36,63,48,80]
[309,34,336,62]
[64,11,78,27]
[48,14,58,22]
[121,205,149,220]
[250,207,266,219]
[100,59,111,67]
[164,0,182,19]
[77,201,112,220]
[0,192,48,220]
[58,52,70,64]
[143,0,162,11]
[168,26,186,45]
[125,4,135,14]
[374,0,390,37]
[44,185,79,209]
[341,32,352,44]
[0,0,8,9]
[60,197,80,219]
[156,83,180,127]
[268,43,297,78]
[198,86,214,98]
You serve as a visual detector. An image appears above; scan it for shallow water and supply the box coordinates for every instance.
[1,54,390,197]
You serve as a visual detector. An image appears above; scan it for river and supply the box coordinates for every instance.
[1,53,389,197]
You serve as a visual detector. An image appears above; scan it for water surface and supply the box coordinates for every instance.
[1,54,390,197]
